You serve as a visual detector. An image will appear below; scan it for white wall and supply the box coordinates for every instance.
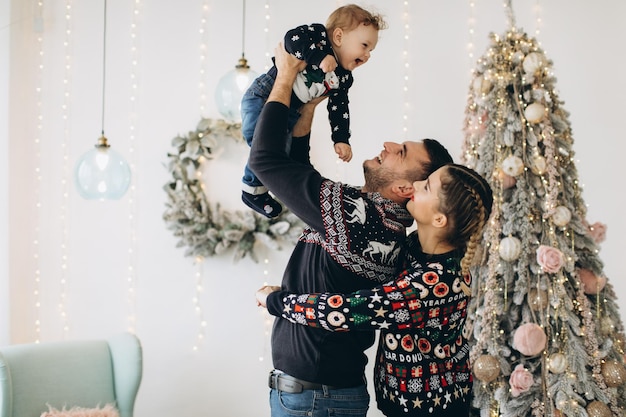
[0,0,9,346]
[5,1,626,416]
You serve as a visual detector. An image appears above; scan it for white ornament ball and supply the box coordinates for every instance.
[530,155,547,175]
[523,52,544,74]
[548,352,567,374]
[502,155,524,177]
[552,206,572,227]
[499,236,522,262]
[524,102,546,124]
[512,51,525,64]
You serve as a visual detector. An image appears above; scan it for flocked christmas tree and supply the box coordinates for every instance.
[462,8,626,417]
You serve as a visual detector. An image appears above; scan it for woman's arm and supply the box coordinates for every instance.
[258,259,470,333]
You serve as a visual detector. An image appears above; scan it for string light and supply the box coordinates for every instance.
[58,0,73,338]
[192,257,207,351]
[533,0,542,38]
[33,0,44,344]
[401,0,410,138]
[264,0,271,70]
[198,0,211,116]
[467,0,476,76]
[126,0,142,333]
[192,2,212,348]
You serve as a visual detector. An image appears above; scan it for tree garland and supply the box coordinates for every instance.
[163,118,305,262]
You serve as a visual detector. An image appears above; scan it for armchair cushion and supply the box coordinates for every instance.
[41,404,119,417]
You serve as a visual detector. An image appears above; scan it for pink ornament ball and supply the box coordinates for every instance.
[513,323,546,356]
[579,268,607,295]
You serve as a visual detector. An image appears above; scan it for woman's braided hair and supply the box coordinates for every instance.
[438,164,493,275]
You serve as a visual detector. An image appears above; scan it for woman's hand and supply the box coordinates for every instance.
[256,285,281,307]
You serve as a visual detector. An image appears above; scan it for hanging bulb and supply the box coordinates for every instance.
[75,135,131,200]
[215,55,258,121]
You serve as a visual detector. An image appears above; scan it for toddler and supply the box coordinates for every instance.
[240,4,387,217]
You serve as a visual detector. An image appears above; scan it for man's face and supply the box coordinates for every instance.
[363,141,431,192]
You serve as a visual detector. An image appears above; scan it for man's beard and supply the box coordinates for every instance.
[363,163,396,192]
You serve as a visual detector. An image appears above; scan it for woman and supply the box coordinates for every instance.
[257,163,493,417]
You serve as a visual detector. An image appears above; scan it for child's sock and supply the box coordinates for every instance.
[242,191,283,218]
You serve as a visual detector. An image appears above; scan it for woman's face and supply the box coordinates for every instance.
[406,166,446,224]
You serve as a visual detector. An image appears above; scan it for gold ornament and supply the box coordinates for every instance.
[473,354,501,383]
[586,400,611,417]
[548,352,567,374]
[601,360,626,387]
[600,316,614,335]
[530,154,547,175]
[528,288,548,311]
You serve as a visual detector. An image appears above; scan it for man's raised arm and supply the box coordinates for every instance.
[266,43,306,107]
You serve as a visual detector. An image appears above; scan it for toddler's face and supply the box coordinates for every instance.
[334,23,379,72]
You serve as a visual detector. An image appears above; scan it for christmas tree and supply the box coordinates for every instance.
[462,25,626,417]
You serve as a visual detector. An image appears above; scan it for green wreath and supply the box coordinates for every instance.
[163,118,305,262]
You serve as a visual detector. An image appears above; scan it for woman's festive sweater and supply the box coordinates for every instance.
[265,232,473,415]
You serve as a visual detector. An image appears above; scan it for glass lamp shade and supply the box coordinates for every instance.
[75,136,131,200]
[215,56,258,122]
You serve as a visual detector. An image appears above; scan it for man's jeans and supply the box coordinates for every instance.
[269,385,369,417]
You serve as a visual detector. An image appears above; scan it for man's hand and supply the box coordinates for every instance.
[334,143,353,162]
[256,285,281,308]
[266,43,308,108]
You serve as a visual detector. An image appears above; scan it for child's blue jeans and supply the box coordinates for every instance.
[240,73,301,194]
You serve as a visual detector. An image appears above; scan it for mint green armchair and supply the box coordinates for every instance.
[0,332,142,417]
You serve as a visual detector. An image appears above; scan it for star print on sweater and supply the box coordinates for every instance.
[283,23,354,145]
[266,232,473,415]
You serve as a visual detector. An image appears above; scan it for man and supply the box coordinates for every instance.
[249,43,453,417]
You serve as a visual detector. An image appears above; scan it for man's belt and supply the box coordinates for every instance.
[268,370,340,393]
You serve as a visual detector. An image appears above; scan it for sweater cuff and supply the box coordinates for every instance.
[266,291,286,317]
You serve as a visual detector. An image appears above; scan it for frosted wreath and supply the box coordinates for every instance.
[162,118,305,262]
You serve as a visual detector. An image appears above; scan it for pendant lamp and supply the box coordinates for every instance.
[215,0,258,121]
[75,0,131,200]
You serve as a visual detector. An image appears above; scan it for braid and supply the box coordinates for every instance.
[439,164,493,275]
[460,186,487,275]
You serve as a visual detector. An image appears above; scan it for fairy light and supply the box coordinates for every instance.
[33,0,44,343]
[467,0,476,75]
[264,0,272,70]
[192,1,212,347]
[58,0,73,338]
[127,0,142,333]
[192,257,207,351]
[198,0,210,116]
[533,0,542,38]
[401,0,410,138]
